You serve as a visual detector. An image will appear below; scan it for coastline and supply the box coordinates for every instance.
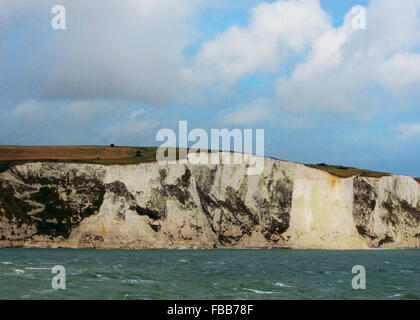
[1,240,419,250]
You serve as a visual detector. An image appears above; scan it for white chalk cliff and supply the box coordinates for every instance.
[0,154,419,249]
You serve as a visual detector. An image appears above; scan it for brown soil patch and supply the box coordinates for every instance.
[0,146,134,161]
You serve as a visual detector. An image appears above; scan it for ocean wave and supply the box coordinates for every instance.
[14,269,25,275]
[95,274,112,280]
[0,261,13,265]
[274,282,291,288]
[121,277,154,284]
[121,279,140,284]
[29,289,55,295]
[244,288,276,294]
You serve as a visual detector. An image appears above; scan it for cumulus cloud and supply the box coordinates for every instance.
[182,0,420,115]
[276,0,420,113]
[2,0,418,114]
[185,0,330,86]
[379,53,420,91]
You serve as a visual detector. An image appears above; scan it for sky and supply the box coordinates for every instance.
[0,0,419,176]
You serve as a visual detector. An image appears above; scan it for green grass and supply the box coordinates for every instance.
[305,163,390,178]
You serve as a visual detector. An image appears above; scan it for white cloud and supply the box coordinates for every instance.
[223,98,273,125]
[185,0,330,86]
[276,0,420,113]
[129,109,145,122]
[379,53,420,90]
[394,122,420,140]
[2,0,420,121]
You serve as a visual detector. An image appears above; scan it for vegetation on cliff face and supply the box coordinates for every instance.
[352,175,420,247]
[28,185,104,238]
[0,175,105,240]
[0,160,27,174]
[0,182,32,226]
[381,196,420,228]
[353,177,378,241]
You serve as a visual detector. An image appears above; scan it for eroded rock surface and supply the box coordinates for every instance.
[0,156,419,249]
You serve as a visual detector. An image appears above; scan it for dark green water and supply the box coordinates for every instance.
[0,248,419,300]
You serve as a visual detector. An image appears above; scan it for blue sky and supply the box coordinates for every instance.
[0,0,419,176]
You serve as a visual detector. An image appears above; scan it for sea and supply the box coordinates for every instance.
[0,248,419,300]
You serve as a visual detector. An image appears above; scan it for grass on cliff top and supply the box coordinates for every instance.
[0,146,193,173]
[0,146,161,173]
[305,163,390,178]
[0,145,142,161]
[0,145,393,179]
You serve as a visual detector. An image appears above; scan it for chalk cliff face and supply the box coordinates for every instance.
[0,155,419,249]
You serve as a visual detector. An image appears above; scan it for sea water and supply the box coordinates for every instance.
[0,248,418,300]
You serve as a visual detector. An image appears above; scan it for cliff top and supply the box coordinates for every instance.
[0,145,392,179]
[0,146,158,173]
[306,163,390,179]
